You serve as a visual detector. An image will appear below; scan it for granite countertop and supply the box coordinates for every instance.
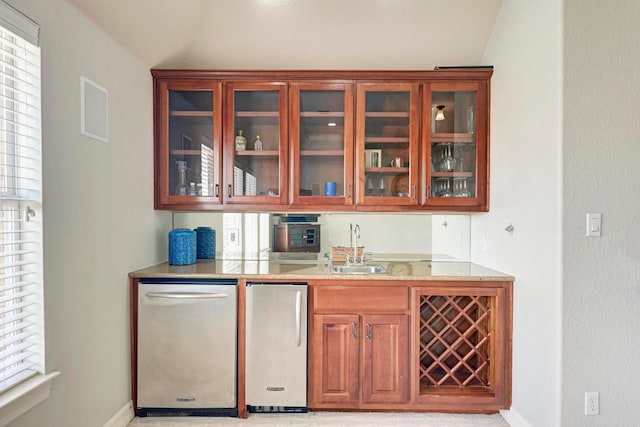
[129,255,514,282]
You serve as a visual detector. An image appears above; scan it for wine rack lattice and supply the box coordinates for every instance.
[419,295,491,389]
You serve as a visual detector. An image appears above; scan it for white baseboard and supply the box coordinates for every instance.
[103,400,134,427]
[500,409,534,427]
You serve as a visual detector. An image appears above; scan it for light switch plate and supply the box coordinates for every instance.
[586,213,602,237]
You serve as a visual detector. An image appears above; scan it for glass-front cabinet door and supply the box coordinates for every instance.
[422,82,488,210]
[155,81,223,209]
[224,83,288,205]
[289,82,354,206]
[355,83,419,206]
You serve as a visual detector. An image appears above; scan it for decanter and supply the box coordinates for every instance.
[235,129,247,151]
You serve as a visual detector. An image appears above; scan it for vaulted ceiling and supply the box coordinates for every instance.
[65,0,503,69]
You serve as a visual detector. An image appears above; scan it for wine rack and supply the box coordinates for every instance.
[418,294,492,390]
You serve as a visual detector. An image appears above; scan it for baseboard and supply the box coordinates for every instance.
[103,400,134,427]
[500,408,534,427]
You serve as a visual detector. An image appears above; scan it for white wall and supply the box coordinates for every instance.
[562,1,640,425]
[6,1,171,426]
[475,1,563,426]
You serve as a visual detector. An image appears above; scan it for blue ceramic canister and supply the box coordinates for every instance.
[168,228,196,265]
[194,227,216,259]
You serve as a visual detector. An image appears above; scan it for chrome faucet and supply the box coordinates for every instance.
[350,224,361,265]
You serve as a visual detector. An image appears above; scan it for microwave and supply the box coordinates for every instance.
[273,224,320,253]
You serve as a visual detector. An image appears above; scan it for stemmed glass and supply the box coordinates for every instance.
[378,177,385,196]
[366,176,374,196]
[439,179,452,197]
[453,178,472,197]
[439,144,455,172]
[459,179,471,197]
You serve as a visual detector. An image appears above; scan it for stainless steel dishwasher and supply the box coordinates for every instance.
[246,282,307,413]
[137,279,237,417]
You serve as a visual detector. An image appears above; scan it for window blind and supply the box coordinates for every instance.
[0,20,43,394]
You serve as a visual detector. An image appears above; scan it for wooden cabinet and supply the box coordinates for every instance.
[289,81,354,206]
[312,314,359,403]
[309,279,512,413]
[153,79,224,210]
[309,284,410,408]
[152,70,492,212]
[411,282,512,412]
[421,82,489,210]
[356,82,420,206]
[361,314,409,404]
[224,82,288,205]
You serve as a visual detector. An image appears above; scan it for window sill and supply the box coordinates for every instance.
[0,372,60,427]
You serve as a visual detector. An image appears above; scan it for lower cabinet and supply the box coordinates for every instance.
[308,280,513,413]
[361,314,409,404]
[411,283,512,412]
[312,313,409,405]
[309,284,410,408]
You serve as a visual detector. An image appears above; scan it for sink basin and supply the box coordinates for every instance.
[331,264,387,274]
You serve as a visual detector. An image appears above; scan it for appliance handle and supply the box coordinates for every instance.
[295,290,302,347]
[145,291,228,300]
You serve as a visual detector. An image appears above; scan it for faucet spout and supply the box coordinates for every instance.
[352,224,360,265]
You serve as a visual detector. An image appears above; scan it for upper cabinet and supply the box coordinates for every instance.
[154,80,223,210]
[224,82,288,205]
[355,83,419,206]
[152,70,492,212]
[421,81,489,211]
[289,82,354,206]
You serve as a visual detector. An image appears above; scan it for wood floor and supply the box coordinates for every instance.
[128,412,510,426]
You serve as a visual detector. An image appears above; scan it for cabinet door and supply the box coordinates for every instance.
[311,314,359,403]
[224,82,288,204]
[421,82,489,210]
[355,83,419,206]
[362,314,409,404]
[155,80,223,209]
[289,82,354,206]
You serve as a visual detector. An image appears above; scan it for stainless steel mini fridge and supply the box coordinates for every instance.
[245,282,308,412]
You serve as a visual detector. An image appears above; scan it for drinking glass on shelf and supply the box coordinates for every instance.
[439,179,452,197]
[466,106,476,134]
[455,149,465,172]
[453,178,471,197]
[378,177,385,196]
[439,145,454,172]
[366,176,374,196]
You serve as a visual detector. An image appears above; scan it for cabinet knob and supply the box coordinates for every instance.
[227,184,232,198]
[351,321,357,339]
[365,323,372,340]
[347,184,352,198]
[425,185,430,199]
[215,184,219,198]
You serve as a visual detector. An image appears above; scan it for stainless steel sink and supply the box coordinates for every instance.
[331,264,387,274]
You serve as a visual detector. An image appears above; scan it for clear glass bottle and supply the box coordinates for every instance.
[253,134,263,151]
[175,160,188,195]
[235,129,247,151]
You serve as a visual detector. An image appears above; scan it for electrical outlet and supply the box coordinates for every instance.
[585,391,599,415]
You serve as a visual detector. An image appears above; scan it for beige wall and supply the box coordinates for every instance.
[6,0,171,426]
[2,0,582,426]
[563,1,640,425]
[476,0,563,426]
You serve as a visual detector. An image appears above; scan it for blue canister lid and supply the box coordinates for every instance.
[168,228,197,265]
[194,227,216,259]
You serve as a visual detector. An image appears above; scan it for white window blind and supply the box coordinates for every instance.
[0,17,43,395]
